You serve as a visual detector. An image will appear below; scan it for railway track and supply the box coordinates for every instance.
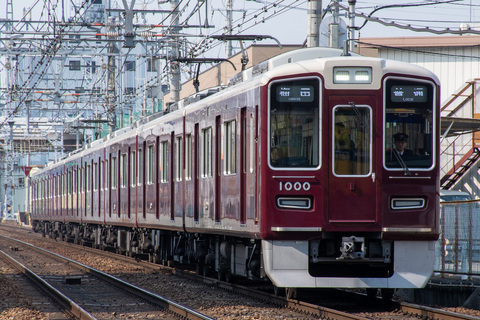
[0,234,213,320]
[1,224,479,320]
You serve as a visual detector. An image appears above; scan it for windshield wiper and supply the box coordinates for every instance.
[391,147,412,176]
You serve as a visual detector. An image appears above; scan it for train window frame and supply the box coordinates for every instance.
[130,150,137,187]
[383,76,436,172]
[137,148,143,186]
[185,134,192,180]
[268,76,321,171]
[93,162,98,192]
[121,153,128,188]
[112,156,118,190]
[224,119,237,175]
[176,136,183,181]
[160,140,170,183]
[202,127,213,177]
[146,144,155,184]
[332,105,373,177]
[87,164,92,192]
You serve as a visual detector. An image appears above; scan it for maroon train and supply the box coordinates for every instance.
[30,47,440,296]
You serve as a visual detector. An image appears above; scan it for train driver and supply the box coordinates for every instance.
[393,133,414,158]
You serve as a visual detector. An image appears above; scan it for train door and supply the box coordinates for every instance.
[328,95,376,224]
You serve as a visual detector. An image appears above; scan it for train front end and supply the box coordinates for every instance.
[260,56,440,289]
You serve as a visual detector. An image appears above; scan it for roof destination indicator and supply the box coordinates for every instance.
[391,85,427,103]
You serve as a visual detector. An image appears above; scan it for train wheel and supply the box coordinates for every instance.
[225,272,233,283]
[381,288,394,301]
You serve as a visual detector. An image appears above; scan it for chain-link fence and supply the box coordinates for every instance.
[436,201,480,276]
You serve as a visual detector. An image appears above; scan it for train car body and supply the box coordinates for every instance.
[30,47,440,291]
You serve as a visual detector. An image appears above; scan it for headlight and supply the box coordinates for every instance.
[391,197,425,210]
[277,197,311,210]
[334,67,372,84]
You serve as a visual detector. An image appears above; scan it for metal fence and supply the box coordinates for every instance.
[436,201,480,277]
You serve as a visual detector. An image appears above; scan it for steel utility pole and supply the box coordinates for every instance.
[169,0,181,106]
[307,0,322,47]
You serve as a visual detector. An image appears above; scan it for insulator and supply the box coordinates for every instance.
[140,31,154,38]
[106,31,120,37]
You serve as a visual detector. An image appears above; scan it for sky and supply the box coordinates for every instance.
[0,0,479,56]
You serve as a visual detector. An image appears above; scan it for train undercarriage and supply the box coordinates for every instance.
[32,220,264,283]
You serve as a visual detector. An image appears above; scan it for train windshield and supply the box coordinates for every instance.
[269,78,320,168]
[333,105,372,176]
[384,78,435,170]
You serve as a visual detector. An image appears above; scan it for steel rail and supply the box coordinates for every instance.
[0,249,97,320]
[0,234,214,320]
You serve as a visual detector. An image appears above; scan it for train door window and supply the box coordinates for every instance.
[384,78,435,170]
[87,164,92,192]
[160,141,170,182]
[176,136,183,181]
[202,127,213,177]
[185,134,192,180]
[104,160,109,191]
[131,151,136,187]
[100,161,104,191]
[333,105,372,176]
[121,154,128,188]
[225,120,236,175]
[269,77,320,169]
[112,156,118,189]
[93,162,98,191]
[138,148,143,186]
[146,145,155,184]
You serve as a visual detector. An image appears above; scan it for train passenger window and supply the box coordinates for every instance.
[87,164,92,192]
[185,134,192,180]
[131,151,136,187]
[93,163,98,191]
[100,161,104,191]
[160,141,170,182]
[384,78,435,170]
[121,154,128,188]
[138,149,143,185]
[112,156,118,189]
[146,145,155,184]
[333,106,372,176]
[176,136,183,181]
[202,128,213,177]
[269,78,320,168]
[225,120,237,174]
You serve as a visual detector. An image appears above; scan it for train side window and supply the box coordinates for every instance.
[146,145,155,184]
[269,78,320,169]
[185,134,192,180]
[160,141,170,182]
[131,151,136,187]
[121,154,128,188]
[87,164,92,192]
[138,148,143,186]
[93,162,98,191]
[202,127,213,177]
[112,156,118,189]
[384,78,435,170]
[225,120,236,175]
[176,136,183,181]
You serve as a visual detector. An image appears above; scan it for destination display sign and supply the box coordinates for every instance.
[391,85,428,103]
[276,85,314,103]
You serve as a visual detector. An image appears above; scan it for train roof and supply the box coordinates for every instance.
[32,47,439,178]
